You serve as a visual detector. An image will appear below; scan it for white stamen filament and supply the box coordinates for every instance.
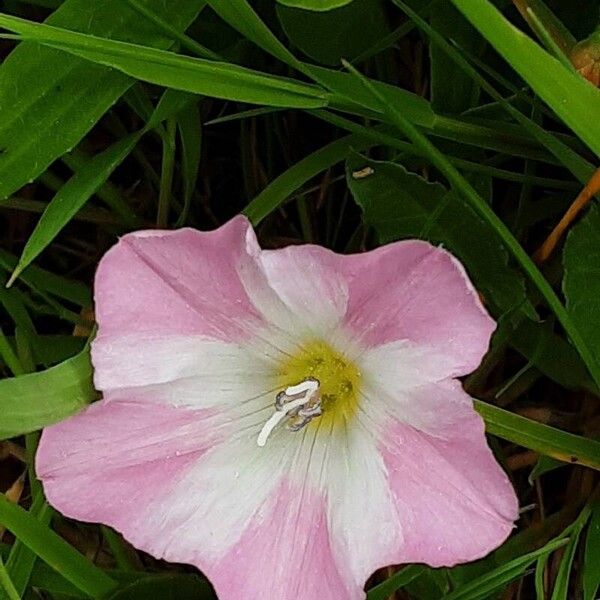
[257,379,321,447]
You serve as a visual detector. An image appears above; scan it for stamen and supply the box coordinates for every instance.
[257,378,321,447]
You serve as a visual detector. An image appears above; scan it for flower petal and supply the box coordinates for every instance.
[324,424,402,588]
[342,241,495,374]
[208,482,360,600]
[92,333,278,409]
[95,216,264,342]
[36,400,213,533]
[248,240,494,375]
[377,380,518,566]
[256,246,349,335]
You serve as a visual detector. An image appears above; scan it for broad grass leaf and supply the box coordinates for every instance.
[0,347,94,440]
[450,0,600,160]
[0,14,328,109]
[0,0,204,199]
[0,494,117,599]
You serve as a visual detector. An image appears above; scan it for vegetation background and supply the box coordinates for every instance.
[0,0,599,598]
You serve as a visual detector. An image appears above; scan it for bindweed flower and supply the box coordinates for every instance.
[37,216,518,599]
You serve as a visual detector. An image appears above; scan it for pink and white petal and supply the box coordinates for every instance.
[375,381,519,566]
[92,333,277,406]
[95,216,265,342]
[36,400,214,533]
[256,245,349,336]
[360,339,464,389]
[323,424,403,588]
[339,241,494,376]
[208,482,360,600]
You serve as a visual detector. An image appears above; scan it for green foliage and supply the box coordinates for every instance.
[0,0,599,598]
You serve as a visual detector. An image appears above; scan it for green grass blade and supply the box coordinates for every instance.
[367,565,425,600]
[0,557,19,600]
[583,503,600,600]
[0,347,93,440]
[0,494,117,599]
[450,0,600,159]
[551,506,591,600]
[0,0,203,200]
[6,134,139,287]
[244,134,375,225]
[474,400,600,470]
[442,537,568,600]
[0,14,328,108]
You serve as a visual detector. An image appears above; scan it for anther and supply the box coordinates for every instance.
[257,378,321,447]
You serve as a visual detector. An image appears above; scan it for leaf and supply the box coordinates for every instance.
[442,538,568,600]
[528,455,565,484]
[509,317,596,392]
[277,0,389,66]
[6,134,139,286]
[563,204,600,367]
[0,13,328,109]
[450,0,600,160]
[106,574,215,600]
[277,0,355,9]
[474,400,600,471]
[0,0,204,199]
[367,565,425,600]
[551,506,592,600]
[0,494,117,599]
[583,503,600,600]
[430,3,483,114]
[0,347,93,441]
[245,134,375,225]
[347,154,526,316]
[6,88,195,285]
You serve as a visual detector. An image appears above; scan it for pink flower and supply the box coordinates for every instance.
[37,216,518,599]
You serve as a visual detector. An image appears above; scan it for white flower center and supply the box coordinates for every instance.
[257,378,322,447]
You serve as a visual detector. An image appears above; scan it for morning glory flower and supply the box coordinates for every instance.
[37,216,518,599]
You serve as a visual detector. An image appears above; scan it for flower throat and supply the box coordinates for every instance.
[257,340,361,446]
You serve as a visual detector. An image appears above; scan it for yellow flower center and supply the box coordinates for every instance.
[277,339,361,431]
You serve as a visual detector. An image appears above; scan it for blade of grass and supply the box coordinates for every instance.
[450,0,600,159]
[0,494,117,599]
[474,400,600,470]
[367,565,426,600]
[339,59,600,392]
[0,557,19,600]
[0,346,93,440]
[0,14,328,109]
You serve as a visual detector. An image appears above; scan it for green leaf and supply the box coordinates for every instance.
[277,0,355,9]
[0,347,93,440]
[0,13,328,109]
[430,3,483,114]
[277,0,389,66]
[551,506,592,600]
[563,204,600,369]
[0,494,117,599]
[106,574,215,600]
[366,565,425,600]
[474,400,600,471]
[583,503,600,600]
[450,0,600,159]
[442,538,568,600]
[0,0,204,200]
[244,134,375,225]
[6,134,139,287]
[347,154,526,316]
